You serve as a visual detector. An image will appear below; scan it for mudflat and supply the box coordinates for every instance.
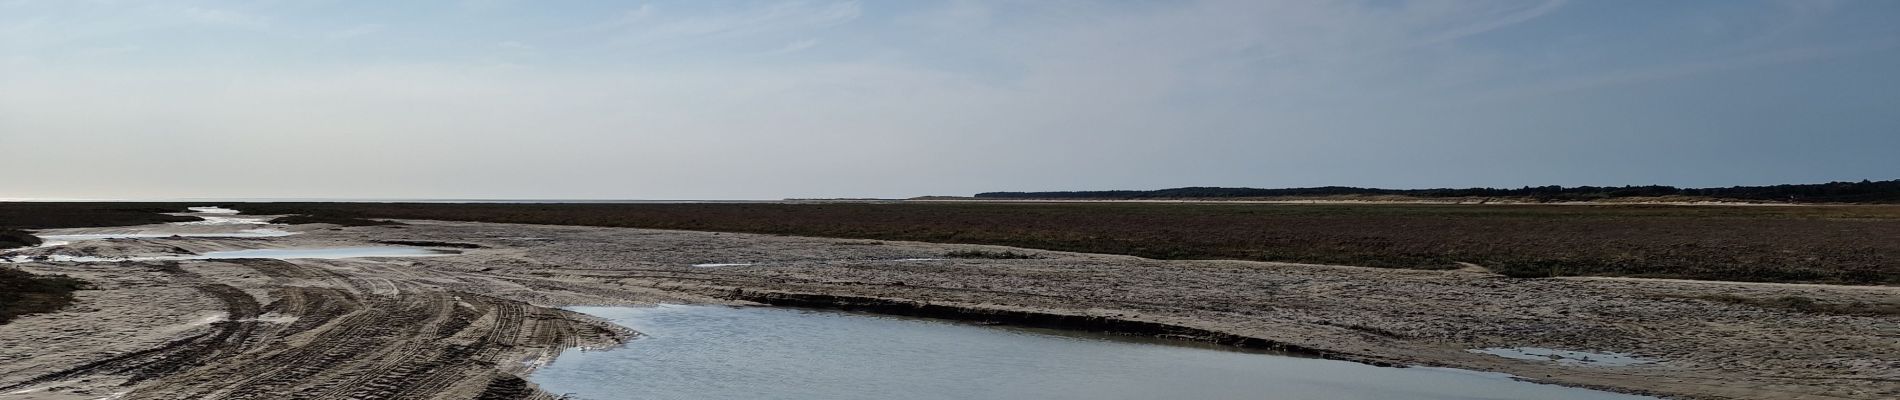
[0,218,1894,399]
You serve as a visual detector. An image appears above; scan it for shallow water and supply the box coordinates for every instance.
[1470,347,1655,367]
[30,206,293,242]
[194,247,459,260]
[3,246,457,263]
[36,228,296,241]
[531,305,1654,400]
[170,215,274,225]
[172,207,272,225]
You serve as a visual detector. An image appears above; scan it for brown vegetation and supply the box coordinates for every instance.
[0,267,87,324]
[0,202,199,229]
[0,229,41,250]
[225,202,1900,284]
[268,214,403,226]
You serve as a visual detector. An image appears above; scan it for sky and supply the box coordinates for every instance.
[1,0,1896,200]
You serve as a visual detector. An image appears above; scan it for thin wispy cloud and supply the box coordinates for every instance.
[1412,0,1570,45]
[178,6,268,29]
[764,38,821,55]
[597,1,861,47]
[326,24,384,40]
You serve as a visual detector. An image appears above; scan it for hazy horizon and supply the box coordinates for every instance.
[4,177,1895,202]
[4,0,1897,200]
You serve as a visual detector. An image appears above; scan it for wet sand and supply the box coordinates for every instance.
[0,217,1894,399]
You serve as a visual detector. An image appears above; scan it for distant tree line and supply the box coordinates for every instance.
[973,179,1900,203]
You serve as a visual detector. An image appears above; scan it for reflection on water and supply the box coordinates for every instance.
[29,206,294,243]
[195,247,459,259]
[36,228,296,241]
[171,216,273,226]
[1470,347,1655,367]
[4,206,456,264]
[3,247,457,263]
[531,305,1655,400]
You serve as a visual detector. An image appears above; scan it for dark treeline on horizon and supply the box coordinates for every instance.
[974,179,1900,203]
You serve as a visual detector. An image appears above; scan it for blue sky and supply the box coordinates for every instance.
[2,0,1896,199]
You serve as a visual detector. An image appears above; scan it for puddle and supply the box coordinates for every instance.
[171,216,273,225]
[3,255,133,263]
[36,228,297,241]
[3,207,454,264]
[531,305,1655,400]
[194,247,460,260]
[1469,347,1655,367]
[26,206,296,243]
[3,247,458,263]
[170,207,272,226]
